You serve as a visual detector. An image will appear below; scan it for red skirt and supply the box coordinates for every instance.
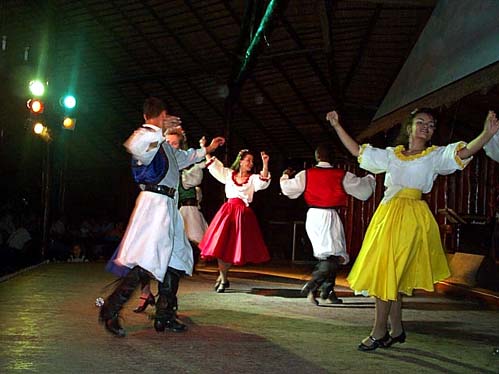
[199,198,270,265]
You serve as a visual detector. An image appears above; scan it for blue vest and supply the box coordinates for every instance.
[131,146,169,184]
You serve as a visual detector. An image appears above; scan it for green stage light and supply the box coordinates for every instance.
[29,80,45,96]
[62,95,76,109]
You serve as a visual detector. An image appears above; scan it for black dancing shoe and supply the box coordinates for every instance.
[99,314,126,337]
[383,330,406,348]
[154,318,187,333]
[324,291,343,304]
[216,282,230,293]
[357,332,390,352]
[301,284,319,306]
[133,293,155,313]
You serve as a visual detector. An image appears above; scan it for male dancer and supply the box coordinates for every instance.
[280,144,375,305]
[132,129,209,312]
[99,97,224,336]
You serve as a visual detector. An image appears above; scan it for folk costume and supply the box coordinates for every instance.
[281,162,375,303]
[178,161,208,244]
[100,124,207,336]
[199,157,271,266]
[348,143,471,301]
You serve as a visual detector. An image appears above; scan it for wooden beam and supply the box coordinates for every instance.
[318,0,340,96]
[341,5,381,97]
[343,0,436,6]
[358,62,499,141]
[280,14,341,107]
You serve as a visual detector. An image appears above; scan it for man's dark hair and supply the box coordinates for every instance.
[315,143,332,163]
[143,97,166,119]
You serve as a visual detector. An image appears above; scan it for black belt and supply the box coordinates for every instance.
[144,184,176,198]
[180,198,198,207]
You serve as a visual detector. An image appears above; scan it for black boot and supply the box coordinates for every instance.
[99,266,149,337]
[154,267,187,333]
[319,257,343,304]
[302,259,333,306]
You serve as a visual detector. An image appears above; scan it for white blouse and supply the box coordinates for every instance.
[484,132,499,163]
[359,142,471,203]
[206,157,271,206]
[280,161,375,201]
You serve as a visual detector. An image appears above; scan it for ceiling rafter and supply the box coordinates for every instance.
[108,0,215,137]
[341,4,382,97]
[222,0,313,154]
[279,13,341,108]
[319,0,340,99]
[272,59,338,143]
[140,0,258,149]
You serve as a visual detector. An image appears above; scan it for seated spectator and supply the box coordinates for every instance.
[67,243,89,263]
[7,223,31,251]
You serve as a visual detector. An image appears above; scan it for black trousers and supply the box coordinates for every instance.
[306,255,341,295]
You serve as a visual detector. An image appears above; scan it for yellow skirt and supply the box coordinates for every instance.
[347,188,450,301]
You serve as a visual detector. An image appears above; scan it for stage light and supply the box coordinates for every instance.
[61,95,76,109]
[62,117,76,130]
[33,122,46,135]
[29,80,45,96]
[27,98,44,114]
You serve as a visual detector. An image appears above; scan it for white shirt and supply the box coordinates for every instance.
[279,161,375,201]
[206,157,271,206]
[359,142,471,203]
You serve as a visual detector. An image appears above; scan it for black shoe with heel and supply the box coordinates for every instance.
[357,332,390,351]
[133,293,156,313]
[383,330,406,348]
[216,282,230,293]
[154,318,187,333]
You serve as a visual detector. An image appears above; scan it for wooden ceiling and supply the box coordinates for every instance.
[1,0,439,173]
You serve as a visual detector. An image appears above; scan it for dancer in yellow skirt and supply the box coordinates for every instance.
[327,108,499,351]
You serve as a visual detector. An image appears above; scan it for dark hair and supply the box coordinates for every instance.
[315,143,332,163]
[394,107,437,147]
[230,149,252,171]
[143,97,166,120]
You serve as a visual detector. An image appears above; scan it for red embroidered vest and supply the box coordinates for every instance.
[304,168,347,208]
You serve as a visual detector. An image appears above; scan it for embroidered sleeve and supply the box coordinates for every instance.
[342,172,376,201]
[358,144,390,174]
[207,157,229,184]
[280,170,306,199]
[123,127,163,165]
[433,141,472,175]
[251,173,271,192]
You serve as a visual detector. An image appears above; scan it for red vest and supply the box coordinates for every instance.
[304,168,347,208]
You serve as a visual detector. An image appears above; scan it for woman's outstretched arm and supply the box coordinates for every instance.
[458,111,499,159]
[326,110,360,157]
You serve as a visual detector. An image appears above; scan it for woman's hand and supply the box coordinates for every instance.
[261,151,269,165]
[484,111,499,136]
[326,111,340,128]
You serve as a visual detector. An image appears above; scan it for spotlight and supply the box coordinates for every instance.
[62,117,76,130]
[29,80,45,96]
[61,95,77,109]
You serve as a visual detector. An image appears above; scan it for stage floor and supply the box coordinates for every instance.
[0,262,497,373]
